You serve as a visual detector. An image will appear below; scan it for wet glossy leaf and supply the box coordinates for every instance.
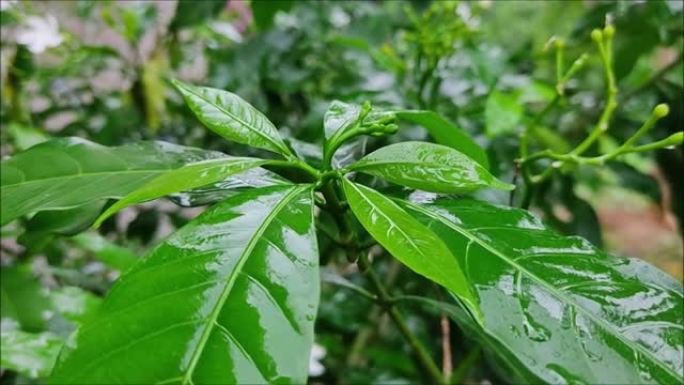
[95,157,268,226]
[395,110,489,169]
[348,142,513,193]
[341,179,480,320]
[0,264,51,332]
[0,329,63,379]
[172,79,292,156]
[0,138,220,225]
[324,101,362,140]
[168,167,290,207]
[51,185,320,384]
[485,90,522,138]
[401,197,684,384]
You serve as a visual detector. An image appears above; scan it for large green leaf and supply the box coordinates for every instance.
[341,179,480,320]
[172,79,292,157]
[400,197,684,384]
[394,110,489,169]
[348,142,513,193]
[94,157,269,226]
[0,329,63,379]
[51,184,320,384]
[0,138,220,225]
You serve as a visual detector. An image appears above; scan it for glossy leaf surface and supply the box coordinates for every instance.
[0,138,219,225]
[341,179,480,319]
[51,185,320,384]
[168,167,289,207]
[0,329,63,379]
[348,142,513,193]
[401,197,684,384]
[323,101,362,140]
[395,110,489,169]
[172,79,292,156]
[95,157,268,226]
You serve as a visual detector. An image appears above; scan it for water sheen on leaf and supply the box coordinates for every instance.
[400,197,684,384]
[172,79,292,156]
[95,157,269,227]
[0,138,221,225]
[341,179,481,320]
[348,142,513,193]
[50,185,319,384]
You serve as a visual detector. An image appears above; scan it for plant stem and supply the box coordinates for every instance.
[358,255,446,385]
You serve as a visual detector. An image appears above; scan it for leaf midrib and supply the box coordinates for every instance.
[180,185,307,385]
[405,200,683,382]
[181,84,287,155]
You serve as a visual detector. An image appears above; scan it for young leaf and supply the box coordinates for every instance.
[324,101,363,140]
[347,142,513,193]
[395,110,489,169]
[172,79,292,157]
[341,179,481,320]
[0,138,221,225]
[51,185,320,384]
[485,90,523,138]
[94,157,268,226]
[401,197,684,384]
[0,329,63,379]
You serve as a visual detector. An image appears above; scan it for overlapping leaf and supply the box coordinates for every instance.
[348,142,513,193]
[51,185,320,384]
[0,138,221,225]
[400,197,684,384]
[94,157,268,226]
[395,110,489,168]
[172,79,292,156]
[341,179,480,319]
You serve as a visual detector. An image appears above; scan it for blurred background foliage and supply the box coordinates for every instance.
[0,0,682,384]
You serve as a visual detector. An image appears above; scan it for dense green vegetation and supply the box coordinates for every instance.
[1,1,682,384]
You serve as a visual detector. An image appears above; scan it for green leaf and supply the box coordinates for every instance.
[172,79,292,156]
[324,101,363,140]
[485,90,523,138]
[70,232,138,272]
[348,142,513,193]
[341,179,480,320]
[0,138,220,225]
[394,110,489,169]
[51,185,320,384]
[50,287,102,325]
[401,197,684,384]
[95,157,269,227]
[168,167,290,207]
[0,329,63,379]
[170,0,224,31]
[1,264,51,332]
[26,201,106,236]
[250,0,295,31]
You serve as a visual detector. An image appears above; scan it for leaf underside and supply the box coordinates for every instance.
[50,185,320,384]
[401,197,684,384]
